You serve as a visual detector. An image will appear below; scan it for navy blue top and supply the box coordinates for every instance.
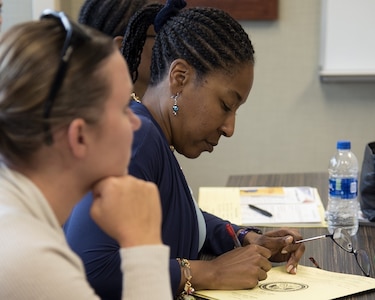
[64,101,240,299]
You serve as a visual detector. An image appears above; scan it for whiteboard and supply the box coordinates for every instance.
[320,0,375,82]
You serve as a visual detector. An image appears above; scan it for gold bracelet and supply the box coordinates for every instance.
[176,258,195,299]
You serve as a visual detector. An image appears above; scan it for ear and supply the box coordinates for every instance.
[168,59,194,92]
[67,119,89,159]
[113,36,124,49]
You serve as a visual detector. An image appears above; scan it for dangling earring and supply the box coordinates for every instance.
[171,92,181,116]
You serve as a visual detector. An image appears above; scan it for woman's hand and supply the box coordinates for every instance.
[90,175,163,248]
[243,228,305,274]
[191,245,272,290]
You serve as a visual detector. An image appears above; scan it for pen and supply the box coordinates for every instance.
[241,188,258,193]
[309,257,321,269]
[248,204,273,217]
[225,223,242,248]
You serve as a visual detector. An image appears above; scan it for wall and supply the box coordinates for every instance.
[2,0,32,32]
[3,0,375,199]
[60,0,84,19]
[2,0,83,31]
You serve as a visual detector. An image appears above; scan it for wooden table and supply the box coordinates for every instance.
[226,172,375,300]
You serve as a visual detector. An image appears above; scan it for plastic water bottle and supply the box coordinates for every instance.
[326,140,359,236]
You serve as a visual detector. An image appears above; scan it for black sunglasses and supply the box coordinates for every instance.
[40,9,90,145]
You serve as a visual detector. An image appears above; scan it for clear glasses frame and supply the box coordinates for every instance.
[295,228,370,277]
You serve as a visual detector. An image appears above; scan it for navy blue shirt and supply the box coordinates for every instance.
[64,101,239,298]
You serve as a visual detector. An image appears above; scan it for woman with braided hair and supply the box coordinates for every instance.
[0,0,3,32]
[65,1,305,299]
[78,0,160,97]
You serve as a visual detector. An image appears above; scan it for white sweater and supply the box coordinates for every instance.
[0,164,172,300]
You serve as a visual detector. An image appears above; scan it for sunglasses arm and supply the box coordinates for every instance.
[294,234,330,244]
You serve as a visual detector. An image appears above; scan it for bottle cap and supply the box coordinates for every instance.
[337,140,351,150]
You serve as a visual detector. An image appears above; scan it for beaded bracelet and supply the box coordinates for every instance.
[237,227,263,246]
[176,258,195,300]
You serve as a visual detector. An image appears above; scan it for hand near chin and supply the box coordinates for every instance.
[90,175,163,248]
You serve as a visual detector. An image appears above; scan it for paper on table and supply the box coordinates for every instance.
[194,265,375,300]
[198,187,327,227]
[240,187,322,225]
[198,187,242,224]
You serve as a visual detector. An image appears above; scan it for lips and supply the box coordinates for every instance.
[206,141,218,152]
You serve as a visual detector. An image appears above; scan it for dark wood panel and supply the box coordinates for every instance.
[186,0,278,20]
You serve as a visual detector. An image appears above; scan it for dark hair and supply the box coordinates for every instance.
[0,18,115,165]
[78,0,153,37]
[121,4,255,85]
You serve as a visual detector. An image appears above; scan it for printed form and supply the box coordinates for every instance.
[198,187,326,227]
[195,265,375,300]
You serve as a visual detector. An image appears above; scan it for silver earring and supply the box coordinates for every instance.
[171,92,180,116]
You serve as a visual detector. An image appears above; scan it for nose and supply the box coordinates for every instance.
[220,113,235,137]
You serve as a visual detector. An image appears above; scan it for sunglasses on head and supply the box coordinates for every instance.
[40,9,90,145]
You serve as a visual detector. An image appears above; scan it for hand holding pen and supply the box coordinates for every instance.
[225,224,304,275]
[225,223,242,248]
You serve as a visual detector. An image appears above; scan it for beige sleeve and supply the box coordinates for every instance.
[120,245,173,300]
[0,215,171,300]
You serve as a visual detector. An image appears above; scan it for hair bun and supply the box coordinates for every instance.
[154,0,186,33]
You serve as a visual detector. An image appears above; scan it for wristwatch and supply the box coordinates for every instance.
[237,227,263,245]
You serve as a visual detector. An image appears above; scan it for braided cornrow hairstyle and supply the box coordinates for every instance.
[122,3,255,86]
[78,0,151,37]
[121,3,163,83]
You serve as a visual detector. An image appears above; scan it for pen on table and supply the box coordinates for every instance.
[225,223,242,248]
[248,204,273,217]
[241,188,258,193]
[309,257,321,269]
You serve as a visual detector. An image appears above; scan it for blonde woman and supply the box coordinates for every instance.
[0,10,172,300]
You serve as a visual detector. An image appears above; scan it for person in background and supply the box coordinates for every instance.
[78,0,160,97]
[64,1,305,299]
[0,0,3,31]
[0,10,172,300]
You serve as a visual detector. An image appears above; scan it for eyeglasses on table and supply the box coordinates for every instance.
[295,227,370,277]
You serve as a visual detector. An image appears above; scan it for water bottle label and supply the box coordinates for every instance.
[329,178,358,199]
